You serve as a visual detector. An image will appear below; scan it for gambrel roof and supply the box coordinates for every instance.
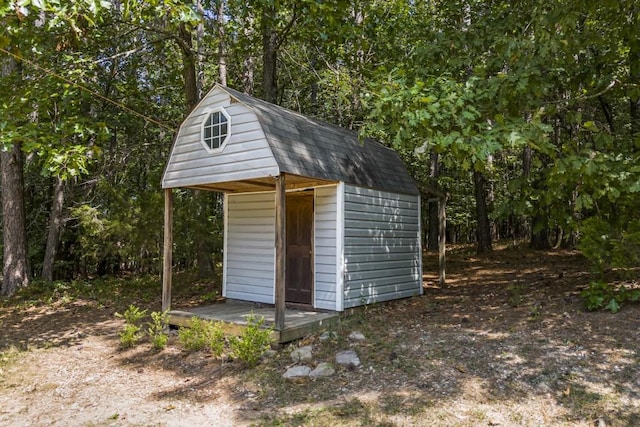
[162,84,418,195]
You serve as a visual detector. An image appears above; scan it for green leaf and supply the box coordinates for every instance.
[583,121,599,132]
[605,298,620,313]
[629,180,640,193]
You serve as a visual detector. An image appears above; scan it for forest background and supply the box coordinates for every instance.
[1,0,638,298]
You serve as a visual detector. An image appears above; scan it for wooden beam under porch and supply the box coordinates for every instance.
[167,300,340,344]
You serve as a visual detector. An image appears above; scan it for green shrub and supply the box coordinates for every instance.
[119,324,142,348]
[579,218,640,275]
[115,305,147,348]
[178,317,225,357]
[580,281,640,313]
[578,218,640,312]
[147,310,169,350]
[229,313,273,367]
[208,324,225,358]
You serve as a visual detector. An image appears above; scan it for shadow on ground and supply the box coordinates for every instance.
[1,244,639,426]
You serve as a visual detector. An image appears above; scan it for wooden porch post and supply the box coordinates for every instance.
[438,195,447,286]
[162,188,173,311]
[274,173,286,331]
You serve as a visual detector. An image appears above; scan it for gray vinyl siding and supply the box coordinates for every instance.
[343,185,421,308]
[162,87,279,188]
[314,186,338,310]
[223,192,275,304]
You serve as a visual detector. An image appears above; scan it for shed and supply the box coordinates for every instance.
[161,84,423,339]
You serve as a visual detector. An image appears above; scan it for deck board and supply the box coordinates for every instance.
[167,300,339,343]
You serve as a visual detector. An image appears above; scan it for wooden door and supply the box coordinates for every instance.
[285,193,313,305]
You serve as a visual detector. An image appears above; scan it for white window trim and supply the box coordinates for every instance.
[200,107,231,153]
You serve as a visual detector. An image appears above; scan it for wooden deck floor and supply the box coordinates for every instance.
[167,300,340,343]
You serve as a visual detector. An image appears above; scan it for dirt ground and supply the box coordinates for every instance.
[1,243,639,426]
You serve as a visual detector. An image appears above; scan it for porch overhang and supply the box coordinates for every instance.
[184,174,338,194]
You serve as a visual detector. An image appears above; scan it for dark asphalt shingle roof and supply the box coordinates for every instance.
[223,86,419,196]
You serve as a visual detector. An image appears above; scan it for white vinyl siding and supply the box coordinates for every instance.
[223,192,275,304]
[342,185,421,308]
[162,87,279,188]
[314,186,338,310]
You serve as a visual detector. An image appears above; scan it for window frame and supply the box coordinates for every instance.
[200,107,231,153]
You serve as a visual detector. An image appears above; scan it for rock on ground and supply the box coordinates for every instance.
[309,362,335,378]
[336,350,361,368]
[283,365,312,379]
[319,331,337,341]
[290,345,313,362]
[349,331,366,341]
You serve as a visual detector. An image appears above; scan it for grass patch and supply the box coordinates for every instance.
[0,270,221,311]
[0,346,24,386]
[0,346,22,370]
[253,409,320,427]
[558,382,608,420]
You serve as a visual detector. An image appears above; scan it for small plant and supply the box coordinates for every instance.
[178,317,225,357]
[178,318,209,351]
[115,305,147,348]
[230,313,273,367]
[119,322,142,348]
[528,304,542,321]
[580,280,640,313]
[46,282,74,305]
[147,310,169,350]
[201,291,219,303]
[507,284,525,307]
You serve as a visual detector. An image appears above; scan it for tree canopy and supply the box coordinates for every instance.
[1,0,638,295]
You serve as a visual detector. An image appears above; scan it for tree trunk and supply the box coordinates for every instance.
[194,191,214,278]
[486,155,497,240]
[1,143,30,296]
[630,37,640,138]
[523,146,551,249]
[178,23,214,278]
[261,4,278,103]
[427,152,440,251]
[241,12,256,95]
[216,0,227,86]
[178,23,198,111]
[473,169,492,254]
[522,145,532,178]
[42,176,66,281]
[438,195,447,286]
[196,0,206,98]
[530,216,551,249]
[243,55,255,95]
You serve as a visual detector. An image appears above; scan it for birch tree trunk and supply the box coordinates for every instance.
[196,0,206,97]
[241,11,256,96]
[216,0,227,86]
